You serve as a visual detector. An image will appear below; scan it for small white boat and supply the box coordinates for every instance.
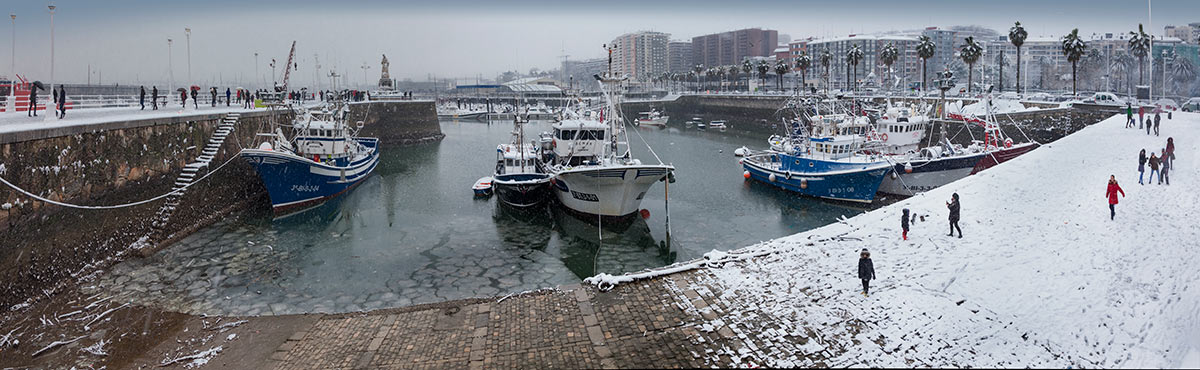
[636,110,669,127]
[733,146,751,157]
[708,120,727,130]
[472,176,493,197]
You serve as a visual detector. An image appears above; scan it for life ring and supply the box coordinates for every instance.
[1005,138,1013,148]
[881,133,889,142]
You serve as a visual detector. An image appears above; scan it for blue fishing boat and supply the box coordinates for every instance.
[741,100,890,203]
[240,102,380,214]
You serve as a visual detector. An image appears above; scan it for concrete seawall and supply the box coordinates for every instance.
[348,100,445,145]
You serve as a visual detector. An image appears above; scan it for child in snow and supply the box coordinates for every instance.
[946,193,962,238]
[1138,149,1147,185]
[1148,153,1160,184]
[1106,175,1125,220]
[901,208,910,241]
[858,249,876,296]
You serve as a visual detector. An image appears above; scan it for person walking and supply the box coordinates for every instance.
[1138,106,1145,129]
[225,88,231,107]
[946,193,962,238]
[901,208,911,241]
[1160,148,1171,185]
[858,249,876,296]
[27,85,37,117]
[191,88,198,109]
[151,86,159,110]
[51,85,59,118]
[180,89,186,108]
[1153,112,1161,136]
[210,87,217,107]
[139,86,146,110]
[1106,175,1125,220]
[57,85,66,119]
[1148,152,1160,184]
[1167,137,1176,166]
[1126,103,1134,128]
[1138,149,1147,185]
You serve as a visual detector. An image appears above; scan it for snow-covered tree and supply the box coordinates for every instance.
[880,42,899,91]
[960,36,984,93]
[847,44,864,92]
[774,59,790,90]
[756,60,770,91]
[794,52,812,90]
[820,49,833,93]
[917,35,936,93]
[1009,22,1028,93]
[1129,24,1151,85]
[726,65,740,91]
[1172,56,1197,95]
[1061,28,1087,95]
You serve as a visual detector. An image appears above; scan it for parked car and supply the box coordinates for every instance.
[1182,97,1200,112]
[1154,98,1179,111]
[1081,92,1125,106]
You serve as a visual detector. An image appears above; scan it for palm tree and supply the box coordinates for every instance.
[1061,29,1086,96]
[1129,24,1151,85]
[1008,21,1027,93]
[726,65,740,92]
[847,44,864,92]
[820,49,832,93]
[917,35,936,94]
[795,52,812,91]
[756,60,769,91]
[960,36,983,93]
[1172,57,1196,94]
[692,64,704,92]
[773,60,790,91]
[1111,53,1133,93]
[879,42,899,92]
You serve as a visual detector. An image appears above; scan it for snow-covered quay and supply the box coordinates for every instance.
[663,112,1198,367]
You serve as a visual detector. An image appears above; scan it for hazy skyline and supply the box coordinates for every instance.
[3,0,1198,88]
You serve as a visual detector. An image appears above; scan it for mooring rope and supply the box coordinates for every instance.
[0,155,240,210]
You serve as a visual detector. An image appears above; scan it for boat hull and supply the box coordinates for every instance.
[551,165,672,217]
[878,152,987,196]
[493,174,552,208]
[971,142,1038,174]
[239,138,379,214]
[742,155,889,203]
[636,117,668,127]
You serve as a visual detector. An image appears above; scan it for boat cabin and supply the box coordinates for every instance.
[294,119,351,158]
[496,144,541,175]
[806,135,861,160]
[550,119,609,165]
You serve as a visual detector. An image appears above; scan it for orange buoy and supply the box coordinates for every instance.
[743,171,751,179]
[640,209,651,219]
[800,179,808,189]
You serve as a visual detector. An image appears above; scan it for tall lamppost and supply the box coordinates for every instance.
[185,27,191,83]
[48,4,54,87]
[253,52,259,89]
[167,38,174,95]
[360,62,370,89]
[9,13,14,101]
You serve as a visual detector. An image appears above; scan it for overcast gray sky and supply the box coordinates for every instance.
[3,0,1197,88]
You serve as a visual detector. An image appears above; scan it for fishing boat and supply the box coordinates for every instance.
[741,98,890,203]
[492,117,552,208]
[542,53,675,218]
[870,103,929,154]
[876,139,987,196]
[635,110,669,127]
[240,101,380,214]
[708,120,727,130]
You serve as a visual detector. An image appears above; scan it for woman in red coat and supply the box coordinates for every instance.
[1106,175,1125,220]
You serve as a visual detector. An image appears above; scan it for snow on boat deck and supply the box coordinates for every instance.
[675,112,1198,367]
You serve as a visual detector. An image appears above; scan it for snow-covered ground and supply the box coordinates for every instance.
[0,105,257,135]
[680,112,1198,367]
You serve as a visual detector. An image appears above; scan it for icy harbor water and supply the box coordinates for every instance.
[88,118,890,315]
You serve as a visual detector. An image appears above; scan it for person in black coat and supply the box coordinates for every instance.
[210,87,217,107]
[57,85,66,119]
[225,88,231,107]
[901,208,910,241]
[858,249,876,296]
[191,88,198,109]
[139,86,146,110]
[1138,149,1147,185]
[27,86,37,117]
[947,193,961,238]
[151,86,159,110]
[1153,112,1161,136]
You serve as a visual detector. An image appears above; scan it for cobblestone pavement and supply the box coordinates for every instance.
[266,272,760,369]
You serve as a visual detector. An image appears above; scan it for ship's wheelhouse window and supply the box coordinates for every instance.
[559,129,576,140]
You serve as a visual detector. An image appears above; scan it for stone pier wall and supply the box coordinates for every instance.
[347,100,444,145]
[0,110,281,307]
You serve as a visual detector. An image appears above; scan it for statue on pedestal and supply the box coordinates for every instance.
[378,54,395,90]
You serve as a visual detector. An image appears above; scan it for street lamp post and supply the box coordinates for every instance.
[9,13,14,101]
[254,52,259,89]
[167,38,174,99]
[360,62,370,89]
[185,28,191,83]
[47,4,54,120]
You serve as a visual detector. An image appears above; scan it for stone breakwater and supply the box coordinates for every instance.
[348,100,445,146]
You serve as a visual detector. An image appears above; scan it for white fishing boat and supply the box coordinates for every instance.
[870,103,929,154]
[492,117,552,208]
[708,120,727,130]
[542,52,675,218]
[635,110,669,127]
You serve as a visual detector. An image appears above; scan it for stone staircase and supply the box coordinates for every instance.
[150,112,240,233]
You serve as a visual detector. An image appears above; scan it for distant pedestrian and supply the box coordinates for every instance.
[858,249,876,296]
[191,88,198,109]
[180,89,187,108]
[901,208,910,241]
[1167,137,1176,166]
[1125,104,1134,128]
[1153,112,1161,136]
[210,87,217,107]
[1148,152,1160,184]
[225,88,231,107]
[946,193,962,238]
[1160,148,1170,185]
[1138,106,1145,129]
[1138,149,1147,185]
[152,86,159,110]
[52,86,59,118]
[1146,112,1153,135]
[57,85,66,119]
[1106,175,1125,220]
[140,86,146,110]
[27,85,37,117]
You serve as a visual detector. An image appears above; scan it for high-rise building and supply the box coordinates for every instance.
[667,41,693,74]
[610,31,670,81]
[920,27,958,76]
[804,34,919,90]
[690,28,779,68]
